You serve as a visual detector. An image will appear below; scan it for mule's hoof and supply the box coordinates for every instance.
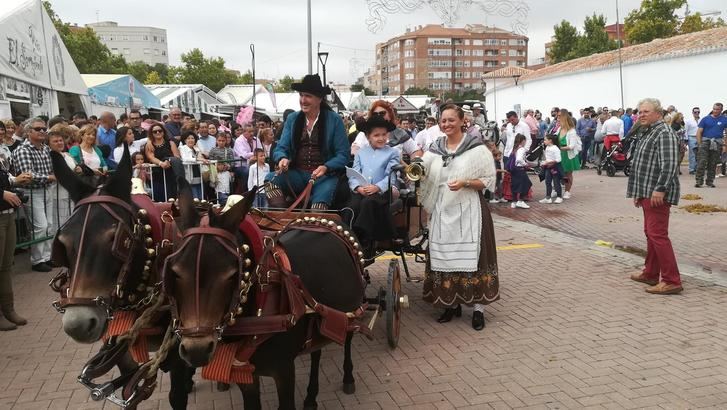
[185,380,195,393]
[303,403,318,410]
[343,382,356,395]
[216,382,230,392]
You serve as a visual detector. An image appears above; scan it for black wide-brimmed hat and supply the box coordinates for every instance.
[360,115,396,135]
[291,74,331,98]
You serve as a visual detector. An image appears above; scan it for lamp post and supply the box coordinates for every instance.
[616,0,625,110]
[318,51,329,86]
[307,0,313,74]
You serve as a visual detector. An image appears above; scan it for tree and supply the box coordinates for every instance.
[548,20,579,64]
[127,61,151,82]
[624,0,686,44]
[238,70,254,85]
[680,12,726,34]
[174,48,234,92]
[43,1,128,74]
[273,75,295,92]
[573,14,618,57]
[350,84,376,95]
[403,86,432,95]
[144,71,162,85]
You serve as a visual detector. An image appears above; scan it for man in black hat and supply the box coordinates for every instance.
[267,74,349,209]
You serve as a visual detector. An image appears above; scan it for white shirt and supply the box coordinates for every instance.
[113,138,147,164]
[247,163,269,192]
[544,145,561,164]
[504,120,532,158]
[602,116,624,138]
[416,124,445,151]
[685,117,699,137]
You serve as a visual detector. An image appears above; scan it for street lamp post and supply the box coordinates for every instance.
[616,0,625,109]
[307,0,313,74]
[318,51,329,86]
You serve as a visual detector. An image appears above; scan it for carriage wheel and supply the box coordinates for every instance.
[386,260,403,349]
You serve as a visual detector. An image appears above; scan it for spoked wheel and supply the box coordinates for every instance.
[385,260,407,349]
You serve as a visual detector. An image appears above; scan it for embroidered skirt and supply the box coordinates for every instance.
[423,193,500,308]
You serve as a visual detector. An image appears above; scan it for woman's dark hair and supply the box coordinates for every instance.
[514,133,527,147]
[181,130,198,143]
[545,134,559,145]
[440,103,464,120]
[115,126,132,147]
[0,122,5,132]
[149,123,169,141]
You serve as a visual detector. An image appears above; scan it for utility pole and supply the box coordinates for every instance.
[307,0,313,74]
[616,0,625,109]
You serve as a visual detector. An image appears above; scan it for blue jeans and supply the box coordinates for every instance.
[687,136,698,173]
[266,168,338,206]
[216,192,229,207]
[545,167,562,198]
[580,135,593,166]
[254,192,268,208]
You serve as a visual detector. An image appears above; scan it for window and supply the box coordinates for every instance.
[161,37,166,43]
[404,50,414,57]
[404,61,415,69]
[509,60,517,66]
[485,39,498,45]
[455,49,463,56]
[429,60,452,67]
[455,72,463,79]
[123,48,130,54]
[153,36,158,42]
[143,35,149,41]
[154,49,159,56]
[509,49,518,56]
[485,61,498,67]
[428,49,452,56]
[473,50,484,57]
[510,39,526,46]
[428,72,451,79]
[427,38,451,45]
[162,50,167,56]
[405,73,414,80]
[111,47,118,53]
[464,50,471,56]
[464,39,470,45]
[516,61,524,67]
[472,39,483,46]
[404,39,415,46]
[501,50,507,55]
[453,39,463,45]
[143,48,151,54]
[472,61,484,67]
[500,40,507,45]
[455,61,464,67]
[501,61,507,65]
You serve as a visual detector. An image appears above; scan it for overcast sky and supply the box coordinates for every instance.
[51,0,726,84]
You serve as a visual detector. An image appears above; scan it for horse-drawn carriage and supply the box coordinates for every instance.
[48,147,429,409]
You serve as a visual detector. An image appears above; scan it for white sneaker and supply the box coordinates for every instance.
[515,201,530,209]
[563,191,571,199]
[539,198,552,204]
[499,198,508,203]
[554,197,563,204]
[489,199,499,204]
[511,202,516,208]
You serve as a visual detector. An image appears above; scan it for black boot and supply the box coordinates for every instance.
[472,311,485,331]
[437,305,462,323]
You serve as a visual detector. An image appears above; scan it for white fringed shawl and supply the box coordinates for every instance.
[420,140,496,272]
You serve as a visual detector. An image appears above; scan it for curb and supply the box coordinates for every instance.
[493,217,727,288]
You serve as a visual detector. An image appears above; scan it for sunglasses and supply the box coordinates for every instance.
[32,127,47,132]
[152,129,165,134]
[372,111,387,117]
[693,111,700,114]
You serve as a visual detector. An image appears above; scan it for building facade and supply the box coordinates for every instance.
[86,21,169,66]
[371,24,528,95]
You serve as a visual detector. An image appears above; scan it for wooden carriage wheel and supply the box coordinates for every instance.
[385,260,403,349]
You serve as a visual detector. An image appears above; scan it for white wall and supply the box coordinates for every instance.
[485,51,727,122]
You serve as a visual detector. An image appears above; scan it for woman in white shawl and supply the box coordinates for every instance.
[419,104,499,331]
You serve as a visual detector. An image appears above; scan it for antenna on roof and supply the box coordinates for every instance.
[95,10,99,23]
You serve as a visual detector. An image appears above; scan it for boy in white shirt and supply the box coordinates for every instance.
[247,148,269,208]
[539,134,564,204]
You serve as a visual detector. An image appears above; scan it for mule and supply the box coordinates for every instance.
[164,181,366,410]
[49,147,194,408]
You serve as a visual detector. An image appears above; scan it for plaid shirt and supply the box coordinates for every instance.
[627,120,680,205]
[12,140,53,188]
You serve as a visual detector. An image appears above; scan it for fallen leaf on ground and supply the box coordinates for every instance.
[679,203,727,214]
[681,194,703,200]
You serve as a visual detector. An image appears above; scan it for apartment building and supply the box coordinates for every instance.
[370,24,528,95]
[87,21,169,66]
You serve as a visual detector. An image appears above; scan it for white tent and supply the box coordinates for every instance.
[146,84,226,118]
[0,0,90,119]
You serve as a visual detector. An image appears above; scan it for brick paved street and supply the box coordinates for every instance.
[2,213,727,409]
[491,166,727,276]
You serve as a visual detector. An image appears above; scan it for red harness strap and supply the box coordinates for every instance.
[101,311,149,363]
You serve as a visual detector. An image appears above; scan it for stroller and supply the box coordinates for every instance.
[597,134,634,177]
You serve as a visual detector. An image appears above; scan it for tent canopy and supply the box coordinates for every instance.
[0,0,88,96]
[82,74,160,109]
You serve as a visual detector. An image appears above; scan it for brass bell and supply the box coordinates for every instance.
[144,225,152,234]
[240,295,248,304]
[244,259,252,267]
[147,248,156,258]
[243,271,251,280]
[242,244,250,254]
[336,225,343,232]
[353,242,359,249]
[360,259,365,265]
[137,209,148,219]
[327,221,335,227]
[168,198,175,203]
[128,294,136,302]
[145,237,153,246]
[343,231,350,236]
[304,217,310,222]
[193,198,200,203]
[358,251,363,257]
[227,316,236,326]
[349,236,355,242]
[321,218,328,224]
[201,199,208,204]
[236,306,244,315]
[145,260,152,266]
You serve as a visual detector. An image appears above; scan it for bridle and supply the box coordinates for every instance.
[163,216,253,340]
[50,194,154,318]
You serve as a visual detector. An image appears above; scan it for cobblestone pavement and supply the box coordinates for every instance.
[490,166,727,276]
[2,216,727,409]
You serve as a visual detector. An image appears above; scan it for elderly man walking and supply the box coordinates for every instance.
[627,98,682,295]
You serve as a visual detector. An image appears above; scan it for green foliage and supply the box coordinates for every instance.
[273,75,296,92]
[171,48,240,92]
[403,86,432,95]
[238,70,254,85]
[624,0,686,44]
[548,21,579,64]
[144,71,162,85]
[679,12,726,34]
[350,84,375,95]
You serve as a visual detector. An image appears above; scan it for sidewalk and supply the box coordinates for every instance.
[491,166,727,277]
[2,217,727,409]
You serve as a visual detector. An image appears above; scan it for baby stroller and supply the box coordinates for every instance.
[526,140,545,176]
[597,135,633,177]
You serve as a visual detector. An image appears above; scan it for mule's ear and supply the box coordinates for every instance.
[216,186,258,233]
[101,144,131,203]
[175,176,200,231]
[51,151,95,203]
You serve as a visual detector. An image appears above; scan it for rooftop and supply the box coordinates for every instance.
[522,26,727,84]
[389,23,527,42]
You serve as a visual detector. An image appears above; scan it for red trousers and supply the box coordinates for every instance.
[640,199,681,285]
